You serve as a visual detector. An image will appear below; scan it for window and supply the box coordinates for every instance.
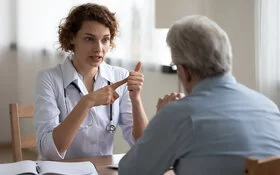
[256,0,280,106]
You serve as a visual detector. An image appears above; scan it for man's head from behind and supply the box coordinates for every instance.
[166,15,233,93]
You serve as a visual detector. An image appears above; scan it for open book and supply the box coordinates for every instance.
[0,160,98,175]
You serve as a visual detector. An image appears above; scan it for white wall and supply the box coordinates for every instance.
[0,0,16,48]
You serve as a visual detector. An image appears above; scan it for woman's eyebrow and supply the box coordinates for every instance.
[83,33,111,37]
[84,33,95,37]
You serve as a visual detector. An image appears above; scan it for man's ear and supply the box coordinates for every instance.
[179,65,191,83]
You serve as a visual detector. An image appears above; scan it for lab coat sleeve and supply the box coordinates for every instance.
[33,70,66,160]
[118,103,193,175]
[118,72,135,146]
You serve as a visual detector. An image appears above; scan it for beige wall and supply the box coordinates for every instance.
[114,71,179,153]
[156,0,257,89]
[209,0,256,89]
[0,50,19,142]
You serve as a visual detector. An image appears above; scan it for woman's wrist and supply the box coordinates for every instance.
[80,95,95,109]
[129,92,141,102]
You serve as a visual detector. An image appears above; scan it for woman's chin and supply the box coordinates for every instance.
[88,60,103,67]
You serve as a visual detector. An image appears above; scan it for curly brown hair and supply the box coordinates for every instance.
[58,3,119,52]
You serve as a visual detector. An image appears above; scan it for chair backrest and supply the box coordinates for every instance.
[244,157,280,175]
[9,103,36,162]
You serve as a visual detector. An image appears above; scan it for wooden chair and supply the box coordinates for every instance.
[244,157,280,175]
[9,103,37,162]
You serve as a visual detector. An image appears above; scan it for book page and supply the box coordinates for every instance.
[37,161,97,175]
[0,160,38,175]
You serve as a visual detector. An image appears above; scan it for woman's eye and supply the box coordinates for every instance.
[102,38,110,43]
[85,37,93,41]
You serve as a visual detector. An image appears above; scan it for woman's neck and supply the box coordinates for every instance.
[72,58,98,92]
[72,58,98,80]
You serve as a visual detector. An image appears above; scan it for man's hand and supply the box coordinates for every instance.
[156,92,185,112]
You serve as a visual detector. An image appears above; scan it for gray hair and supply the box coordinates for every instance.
[166,15,232,78]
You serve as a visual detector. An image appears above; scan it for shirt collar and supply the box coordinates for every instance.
[191,74,237,94]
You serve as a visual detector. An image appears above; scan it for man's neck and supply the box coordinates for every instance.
[187,75,201,94]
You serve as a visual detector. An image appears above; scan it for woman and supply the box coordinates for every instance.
[34,3,148,160]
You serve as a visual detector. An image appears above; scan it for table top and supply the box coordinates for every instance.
[63,154,175,175]
[63,154,123,175]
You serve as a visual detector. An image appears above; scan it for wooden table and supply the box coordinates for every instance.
[63,154,175,175]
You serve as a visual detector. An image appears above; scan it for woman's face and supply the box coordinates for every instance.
[72,20,111,68]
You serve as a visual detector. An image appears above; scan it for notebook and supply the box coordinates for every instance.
[107,163,119,169]
[0,160,98,175]
[107,163,174,171]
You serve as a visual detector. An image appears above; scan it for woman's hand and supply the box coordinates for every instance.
[156,92,185,112]
[128,62,144,100]
[83,78,128,108]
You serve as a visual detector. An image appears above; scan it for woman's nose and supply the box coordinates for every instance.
[93,40,102,52]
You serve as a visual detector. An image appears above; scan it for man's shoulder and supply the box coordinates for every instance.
[157,98,195,121]
[237,83,279,110]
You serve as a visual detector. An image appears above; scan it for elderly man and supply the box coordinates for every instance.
[118,15,280,175]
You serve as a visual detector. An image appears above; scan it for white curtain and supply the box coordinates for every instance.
[257,0,280,106]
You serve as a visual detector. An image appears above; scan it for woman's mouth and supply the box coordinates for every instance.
[89,56,102,61]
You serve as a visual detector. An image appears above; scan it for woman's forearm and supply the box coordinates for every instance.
[52,97,90,154]
[131,97,149,140]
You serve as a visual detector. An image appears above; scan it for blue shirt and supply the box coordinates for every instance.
[119,75,280,175]
[34,57,135,160]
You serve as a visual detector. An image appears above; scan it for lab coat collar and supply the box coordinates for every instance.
[61,56,115,91]
[61,55,81,89]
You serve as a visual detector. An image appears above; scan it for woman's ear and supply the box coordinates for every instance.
[70,35,76,45]
[70,39,74,45]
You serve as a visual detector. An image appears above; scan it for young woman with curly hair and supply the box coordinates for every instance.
[34,3,148,160]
